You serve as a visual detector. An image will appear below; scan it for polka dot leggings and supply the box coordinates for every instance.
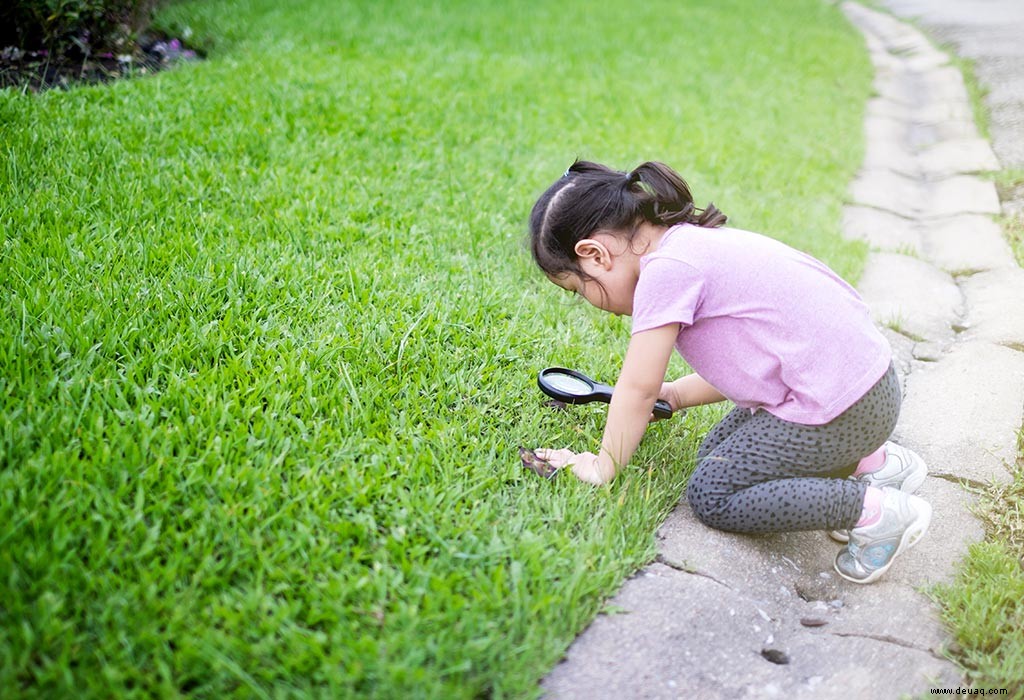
[686,364,901,534]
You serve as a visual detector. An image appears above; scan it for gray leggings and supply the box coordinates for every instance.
[686,364,900,534]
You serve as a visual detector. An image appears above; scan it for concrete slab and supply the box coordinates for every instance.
[872,66,972,110]
[866,96,975,127]
[877,0,1024,170]
[841,205,921,253]
[849,171,1000,218]
[921,215,1015,274]
[960,267,1024,345]
[917,138,1000,177]
[856,252,962,342]
[922,176,1002,217]
[862,139,918,177]
[539,561,961,700]
[895,342,1024,485]
[881,326,919,379]
[849,169,925,214]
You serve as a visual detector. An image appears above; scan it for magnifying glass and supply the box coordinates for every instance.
[537,367,674,420]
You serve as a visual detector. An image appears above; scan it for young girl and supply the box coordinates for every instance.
[529,160,931,584]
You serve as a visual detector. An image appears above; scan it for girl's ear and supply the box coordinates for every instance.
[574,238,612,269]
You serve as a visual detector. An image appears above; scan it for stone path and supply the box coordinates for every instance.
[540,3,1024,698]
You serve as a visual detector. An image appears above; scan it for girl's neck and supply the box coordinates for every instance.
[636,221,671,254]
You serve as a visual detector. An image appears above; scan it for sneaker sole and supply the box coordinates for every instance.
[835,497,932,584]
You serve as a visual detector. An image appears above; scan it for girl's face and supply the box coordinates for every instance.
[547,228,654,317]
[549,263,636,317]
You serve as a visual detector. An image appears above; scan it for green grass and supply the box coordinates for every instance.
[0,0,872,696]
[931,439,1024,697]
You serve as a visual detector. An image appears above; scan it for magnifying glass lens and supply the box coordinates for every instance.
[545,373,592,395]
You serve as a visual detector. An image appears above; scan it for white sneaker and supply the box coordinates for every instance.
[829,442,928,543]
[834,487,932,584]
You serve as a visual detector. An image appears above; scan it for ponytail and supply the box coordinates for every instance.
[529,159,727,279]
[628,161,728,229]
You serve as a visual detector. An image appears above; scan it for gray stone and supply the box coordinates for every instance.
[895,342,1024,485]
[881,326,919,381]
[539,561,960,699]
[921,215,1014,274]
[866,96,974,127]
[872,66,972,111]
[848,171,1000,218]
[922,176,1002,217]
[849,169,925,214]
[877,0,1024,170]
[862,138,918,177]
[856,252,962,342]
[918,139,999,176]
[960,267,1024,345]
[841,205,921,253]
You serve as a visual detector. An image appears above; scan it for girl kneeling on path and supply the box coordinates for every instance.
[529,159,931,584]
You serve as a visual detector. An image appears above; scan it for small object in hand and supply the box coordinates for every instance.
[519,446,558,480]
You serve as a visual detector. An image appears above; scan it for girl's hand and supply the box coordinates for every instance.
[658,381,681,411]
[647,381,681,423]
[533,449,610,485]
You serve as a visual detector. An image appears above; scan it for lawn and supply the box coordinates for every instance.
[0,0,872,696]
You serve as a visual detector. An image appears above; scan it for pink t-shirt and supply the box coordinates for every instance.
[632,224,891,425]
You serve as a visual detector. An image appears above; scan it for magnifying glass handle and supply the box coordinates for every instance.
[652,399,673,420]
[597,381,673,419]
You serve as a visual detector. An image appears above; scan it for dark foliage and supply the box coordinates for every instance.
[0,1,199,91]
[1,1,161,54]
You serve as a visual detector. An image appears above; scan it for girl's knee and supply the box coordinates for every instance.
[686,462,732,530]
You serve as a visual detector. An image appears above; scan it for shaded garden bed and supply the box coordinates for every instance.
[1,30,199,91]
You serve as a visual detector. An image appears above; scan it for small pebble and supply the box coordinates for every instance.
[761,648,790,665]
[800,617,828,627]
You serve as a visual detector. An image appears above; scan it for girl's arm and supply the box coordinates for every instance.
[662,373,727,410]
[584,323,680,483]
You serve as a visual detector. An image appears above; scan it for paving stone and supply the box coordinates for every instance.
[841,205,921,252]
[850,170,999,217]
[857,252,962,343]
[849,169,925,214]
[862,138,918,177]
[539,562,960,700]
[881,326,919,379]
[867,96,975,128]
[921,215,1014,274]
[872,66,971,110]
[917,138,1000,176]
[922,176,1002,217]
[858,123,988,179]
[876,0,1024,172]
[896,342,1024,485]
[960,267,1024,345]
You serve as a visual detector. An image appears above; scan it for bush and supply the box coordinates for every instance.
[0,0,160,55]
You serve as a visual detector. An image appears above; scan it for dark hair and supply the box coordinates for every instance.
[529,160,726,280]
